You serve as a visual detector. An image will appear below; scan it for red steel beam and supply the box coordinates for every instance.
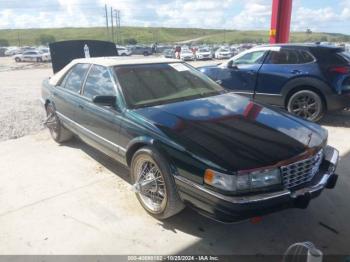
[270,0,293,43]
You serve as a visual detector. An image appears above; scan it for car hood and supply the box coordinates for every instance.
[134,93,327,171]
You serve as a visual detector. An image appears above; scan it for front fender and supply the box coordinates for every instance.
[125,136,209,184]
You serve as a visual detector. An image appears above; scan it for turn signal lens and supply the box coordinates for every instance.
[204,169,236,191]
[204,169,215,184]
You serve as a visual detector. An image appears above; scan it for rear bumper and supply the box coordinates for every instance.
[217,54,231,59]
[326,93,350,111]
[174,146,339,223]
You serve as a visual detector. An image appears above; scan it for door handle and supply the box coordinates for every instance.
[215,80,223,85]
[291,69,302,74]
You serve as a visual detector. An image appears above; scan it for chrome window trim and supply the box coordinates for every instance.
[56,111,126,153]
[255,93,283,97]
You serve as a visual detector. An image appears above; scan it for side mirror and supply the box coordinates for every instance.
[227,60,238,69]
[92,95,117,107]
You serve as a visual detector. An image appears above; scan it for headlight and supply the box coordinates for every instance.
[204,168,281,192]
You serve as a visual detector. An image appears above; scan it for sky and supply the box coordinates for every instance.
[1,0,350,34]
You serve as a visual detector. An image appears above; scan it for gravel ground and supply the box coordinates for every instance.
[0,56,349,142]
[0,57,51,72]
[0,67,51,141]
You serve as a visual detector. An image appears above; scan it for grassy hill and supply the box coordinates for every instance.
[1,26,349,46]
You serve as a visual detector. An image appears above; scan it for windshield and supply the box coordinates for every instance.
[114,63,224,108]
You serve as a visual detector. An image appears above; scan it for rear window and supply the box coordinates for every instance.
[338,52,350,63]
[314,49,349,65]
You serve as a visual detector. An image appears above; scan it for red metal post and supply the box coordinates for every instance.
[270,0,293,44]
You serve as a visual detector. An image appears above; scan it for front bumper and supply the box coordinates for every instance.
[174,146,339,223]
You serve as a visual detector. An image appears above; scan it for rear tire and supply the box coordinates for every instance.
[130,146,185,220]
[37,57,43,62]
[45,103,73,143]
[287,90,325,122]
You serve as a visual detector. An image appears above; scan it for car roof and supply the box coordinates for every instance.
[49,57,180,86]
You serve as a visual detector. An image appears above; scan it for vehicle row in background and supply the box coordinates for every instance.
[14,50,51,62]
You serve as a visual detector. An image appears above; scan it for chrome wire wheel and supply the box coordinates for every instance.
[45,105,59,140]
[288,90,323,121]
[133,156,167,214]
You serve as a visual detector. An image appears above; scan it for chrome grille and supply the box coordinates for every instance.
[281,150,323,189]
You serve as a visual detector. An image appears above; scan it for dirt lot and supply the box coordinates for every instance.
[0,56,350,255]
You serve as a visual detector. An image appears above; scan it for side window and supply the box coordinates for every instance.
[267,49,303,64]
[233,51,266,65]
[83,65,116,99]
[64,63,90,93]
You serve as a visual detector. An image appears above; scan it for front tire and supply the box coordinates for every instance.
[15,57,21,62]
[287,90,325,121]
[130,146,184,220]
[45,104,73,143]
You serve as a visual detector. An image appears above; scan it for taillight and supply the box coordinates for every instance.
[329,66,350,74]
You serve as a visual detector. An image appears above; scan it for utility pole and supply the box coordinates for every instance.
[115,10,121,45]
[17,31,21,47]
[105,4,109,41]
[110,7,114,43]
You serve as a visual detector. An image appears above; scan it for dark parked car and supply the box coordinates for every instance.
[42,57,339,222]
[199,44,350,121]
[130,45,153,56]
[163,48,175,58]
